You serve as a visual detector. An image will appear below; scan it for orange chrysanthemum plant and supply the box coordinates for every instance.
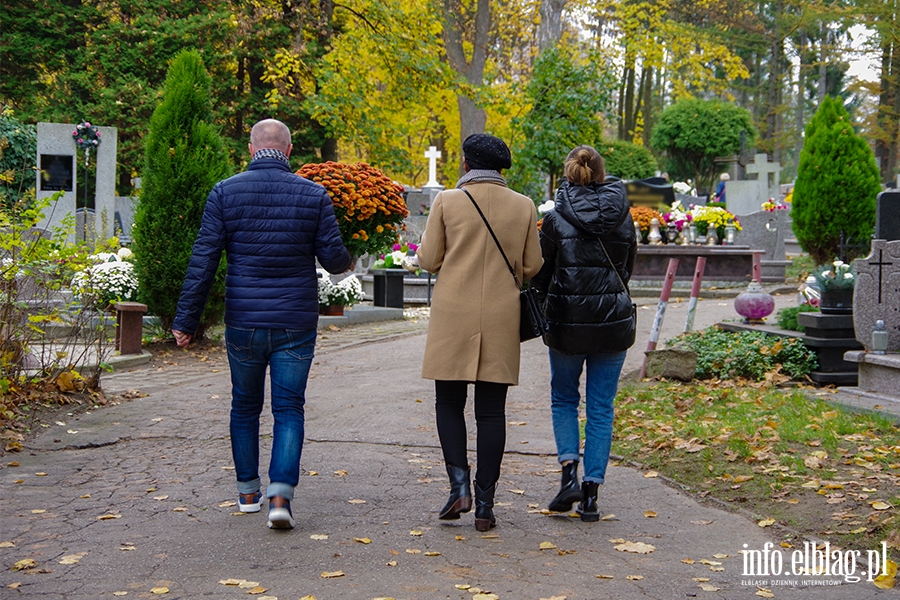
[297,162,409,258]
[629,206,664,237]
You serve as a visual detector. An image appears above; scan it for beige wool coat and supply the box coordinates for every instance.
[417,182,543,385]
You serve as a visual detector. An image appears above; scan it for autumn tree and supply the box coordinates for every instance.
[650,98,756,193]
[792,95,881,265]
[132,50,230,337]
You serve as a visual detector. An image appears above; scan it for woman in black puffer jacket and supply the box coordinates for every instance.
[530,145,637,522]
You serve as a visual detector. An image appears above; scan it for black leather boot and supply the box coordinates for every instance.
[576,481,600,522]
[474,480,496,531]
[548,461,583,512]
[439,464,472,520]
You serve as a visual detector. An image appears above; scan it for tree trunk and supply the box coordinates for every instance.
[442,0,490,175]
[795,30,808,177]
[537,0,566,52]
[623,63,636,141]
[818,34,828,104]
[641,65,653,147]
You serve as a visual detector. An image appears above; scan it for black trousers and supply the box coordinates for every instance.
[434,379,509,486]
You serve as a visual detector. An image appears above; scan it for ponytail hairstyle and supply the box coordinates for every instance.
[563,145,606,186]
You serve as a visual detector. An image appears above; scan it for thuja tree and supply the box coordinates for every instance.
[132,50,231,337]
[0,111,36,211]
[650,98,756,194]
[792,95,881,265]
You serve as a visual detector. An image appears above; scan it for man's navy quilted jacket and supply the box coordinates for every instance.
[172,158,351,335]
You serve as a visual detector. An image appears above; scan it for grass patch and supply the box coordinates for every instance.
[612,380,900,558]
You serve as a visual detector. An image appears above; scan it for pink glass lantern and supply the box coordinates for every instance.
[734,281,775,323]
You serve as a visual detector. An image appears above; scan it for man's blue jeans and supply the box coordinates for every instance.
[225,326,316,500]
[548,348,627,484]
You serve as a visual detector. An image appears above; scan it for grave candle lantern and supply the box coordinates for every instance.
[734,281,775,323]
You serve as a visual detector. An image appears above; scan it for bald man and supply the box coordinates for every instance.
[172,118,351,530]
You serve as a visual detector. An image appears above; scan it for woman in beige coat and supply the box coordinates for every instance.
[416,134,542,531]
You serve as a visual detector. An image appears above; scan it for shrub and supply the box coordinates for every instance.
[791,95,881,265]
[597,139,658,180]
[132,50,231,339]
[650,98,756,194]
[0,110,37,211]
[775,305,819,332]
[670,326,817,380]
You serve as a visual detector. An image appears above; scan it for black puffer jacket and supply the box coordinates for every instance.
[531,178,637,354]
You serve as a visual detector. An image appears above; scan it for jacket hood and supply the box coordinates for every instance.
[555,178,629,237]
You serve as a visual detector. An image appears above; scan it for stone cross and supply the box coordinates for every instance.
[853,239,900,350]
[745,153,780,197]
[424,146,442,188]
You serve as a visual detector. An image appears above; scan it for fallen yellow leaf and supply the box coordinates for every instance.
[600,514,617,521]
[644,510,657,518]
[97,514,122,520]
[333,470,348,477]
[405,548,420,554]
[755,588,774,598]
[455,535,466,540]
[614,541,655,554]
[626,575,644,580]
[320,570,344,578]
[539,541,558,550]
[219,579,244,586]
[354,537,371,544]
[299,596,316,600]
[872,501,892,510]
[713,553,729,559]
[150,587,169,594]
[455,584,471,590]
[348,499,366,504]
[758,518,776,527]
[310,534,329,540]
[644,471,659,478]
[112,592,127,596]
[732,475,754,483]
[472,595,499,600]
[424,551,441,556]
[0,542,14,548]
[409,530,423,536]
[247,586,266,594]
[386,560,397,566]
[11,559,36,571]
[681,558,695,564]
[874,559,898,589]
[58,553,87,565]
[699,583,720,591]
[31,509,45,514]
[595,574,614,579]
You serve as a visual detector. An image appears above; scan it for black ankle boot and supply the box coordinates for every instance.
[548,462,583,512]
[576,481,600,522]
[474,480,496,531]
[439,464,472,520]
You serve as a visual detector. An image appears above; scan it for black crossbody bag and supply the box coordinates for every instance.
[460,187,549,342]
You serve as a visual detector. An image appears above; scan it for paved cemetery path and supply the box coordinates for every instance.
[2,293,893,599]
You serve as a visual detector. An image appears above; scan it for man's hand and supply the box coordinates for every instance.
[172,330,192,348]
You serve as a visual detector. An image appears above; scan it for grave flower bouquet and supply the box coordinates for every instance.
[72,121,101,151]
[812,260,855,291]
[317,270,364,308]
[373,242,419,272]
[689,205,742,236]
[71,247,138,311]
[662,200,691,231]
[297,162,408,259]
[761,198,789,212]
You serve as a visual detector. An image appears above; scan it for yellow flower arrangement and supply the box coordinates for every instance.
[689,205,742,236]
[297,162,408,258]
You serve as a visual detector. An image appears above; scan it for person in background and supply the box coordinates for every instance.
[530,145,637,522]
[172,119,351,530]
[715,172,730,203]
[416,133,543,531]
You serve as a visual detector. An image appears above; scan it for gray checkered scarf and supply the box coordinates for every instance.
[455,169,507,188]
[251,148,290,165]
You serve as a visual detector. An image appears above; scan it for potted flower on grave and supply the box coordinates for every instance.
[812,260,855,314]
[317,270,364,316]
[372,242,419,273]
[689,205,742,242]
[296,161,408,260]
[71,247,139,312]
[629,207,664,244]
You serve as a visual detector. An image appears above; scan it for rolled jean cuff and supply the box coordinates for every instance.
[266,482,295,500]
[237,477,261,495]
[583,476,605,484]
[558,453,580,464]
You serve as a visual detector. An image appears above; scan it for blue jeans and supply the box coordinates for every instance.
[225,326,316,500]
[548,349,627,484]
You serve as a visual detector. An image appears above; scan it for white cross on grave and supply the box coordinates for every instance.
[745,153,780,201]
[424,146,442,188]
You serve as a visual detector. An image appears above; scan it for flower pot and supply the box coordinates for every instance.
[819,289,853,314]
[320,304,344,316]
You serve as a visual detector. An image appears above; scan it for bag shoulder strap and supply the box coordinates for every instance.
[459,187,523,290]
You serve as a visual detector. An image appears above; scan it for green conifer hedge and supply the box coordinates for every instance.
[792,96,881,265]
[132,50,231,338]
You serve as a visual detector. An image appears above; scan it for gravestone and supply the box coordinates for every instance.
[875,192,900,241]
[734,209,791,282]
[725,153,781,216]
[36,123,117,243]
[626,177,675,209]
[852,239,900,351]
